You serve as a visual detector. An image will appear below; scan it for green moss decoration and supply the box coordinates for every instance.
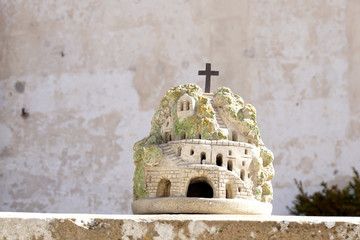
[133,84,274,202]
[214,87,274,201]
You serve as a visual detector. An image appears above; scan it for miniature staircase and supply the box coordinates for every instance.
[159,144,186,165]
[203,93,227,129]
[210,101,227,130]
[212,106,227,129]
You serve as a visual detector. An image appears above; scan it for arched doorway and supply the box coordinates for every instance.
[181,132,186,139]
[186,177,213,198]
[240,169,245,181]
[164,132,170,143]
[226,182,233,199]
[232,131,238,141]
[156,179,171,197]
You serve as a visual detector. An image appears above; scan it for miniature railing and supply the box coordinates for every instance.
[163,139,254,149]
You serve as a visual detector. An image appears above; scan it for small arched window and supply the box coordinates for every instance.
[216,154,223,166]
[183,102,187,111]
[186,101,190,110]
[240,170,245,181]
[227,160,233,171]
[177,147,182,156]
[201,152,206,164]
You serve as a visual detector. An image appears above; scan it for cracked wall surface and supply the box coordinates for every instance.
[1,0,360,214]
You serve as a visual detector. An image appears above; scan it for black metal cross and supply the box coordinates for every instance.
[198,63,219,93]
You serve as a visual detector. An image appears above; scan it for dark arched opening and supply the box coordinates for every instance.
[181,132,186,139]
[156,179,171,197]
[200,152,206,164]
[216,154,223,166]
[187,178,213,198]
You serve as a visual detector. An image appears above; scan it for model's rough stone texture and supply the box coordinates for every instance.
[1,213,360,240]
[133,84,274,214]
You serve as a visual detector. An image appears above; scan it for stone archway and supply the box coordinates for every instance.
[156,179,171,197]
[226,182,233,199]
[186,177,213,198]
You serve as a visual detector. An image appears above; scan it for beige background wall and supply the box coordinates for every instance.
[1,0,359,215]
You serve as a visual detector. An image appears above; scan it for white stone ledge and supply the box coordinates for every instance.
[0,212,360,239]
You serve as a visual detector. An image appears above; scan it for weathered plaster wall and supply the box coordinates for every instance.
[1,213,360,240]
[0,0,359,214]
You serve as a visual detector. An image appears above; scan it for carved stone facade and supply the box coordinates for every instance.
[133,87,274,214]
[144,139,256,200]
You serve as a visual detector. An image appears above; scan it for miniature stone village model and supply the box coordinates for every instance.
[132,63,275,214]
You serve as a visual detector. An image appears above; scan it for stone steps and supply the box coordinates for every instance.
[202,93,214,100]
[212,107,227,129]
[159,144,186,165]
[209,97,227,129]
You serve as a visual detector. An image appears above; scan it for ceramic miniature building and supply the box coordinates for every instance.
[132,84,274,214]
